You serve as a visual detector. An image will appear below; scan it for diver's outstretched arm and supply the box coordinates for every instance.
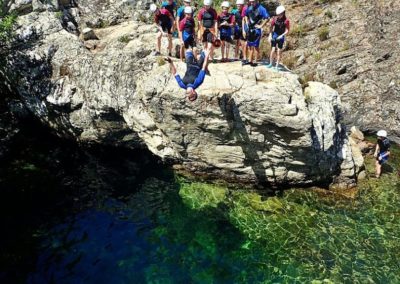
[165,57,177,76]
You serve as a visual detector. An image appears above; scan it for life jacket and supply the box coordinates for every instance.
[234,10,243,28]
[378,138,391,152]
[248,6,262,27]
[183,17,195,33]
[273,16,287,36]
[202,9,215,28]
[157,10,172,26]
[218,12,232,30]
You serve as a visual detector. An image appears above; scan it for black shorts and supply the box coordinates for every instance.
[202,29,214,43]
[184,36,196,49]
[161,24,172,34]
[220,34,233,43]
[234,29,245,40]
[271,38,284,49]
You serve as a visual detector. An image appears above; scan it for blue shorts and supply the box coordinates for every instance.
[378,151,389,165]
[271,32,285,49]
[246,28,262,47]
[183,31,196,49]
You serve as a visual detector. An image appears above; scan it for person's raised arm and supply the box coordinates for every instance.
[165,57,177,75]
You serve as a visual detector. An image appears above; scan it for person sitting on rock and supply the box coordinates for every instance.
[267,5,290,70]
[151,4,175,56]
[179,7,196,52]
[243,0,270,67]
[165,45,214,102]
[176,0,193,61]
[197,0,218,59]
[374,130,391,178]
[218,1,235,62]
[232,0,247,63]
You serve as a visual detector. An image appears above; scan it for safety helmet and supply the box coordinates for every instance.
[184,0,191,2]
[221,1,230,8]
[236,0,244,4]
[276,5,285,15]
[377,130,387,138]
[204,0,212,6]
[150,3,157,12]
[184,6,193,13]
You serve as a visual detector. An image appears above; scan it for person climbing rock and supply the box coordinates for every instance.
[176,0,193,61]
[179,7,196,51]
[232,0,247,63]
[197,0,218,59]
[373,130,391,178]
[218,1,235,62]
[243,0,270,66]
[151,4,174,56]
[165,45,214,102]
[267,5,290,70]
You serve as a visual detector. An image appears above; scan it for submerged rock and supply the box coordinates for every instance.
[2,7,362,188]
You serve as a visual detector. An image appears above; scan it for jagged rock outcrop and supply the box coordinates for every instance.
[1,0,362,188]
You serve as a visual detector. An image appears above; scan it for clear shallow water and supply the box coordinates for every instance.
[1,125,400,283]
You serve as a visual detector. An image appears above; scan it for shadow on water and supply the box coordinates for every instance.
[0,117,248,283]
[0,117,175,283]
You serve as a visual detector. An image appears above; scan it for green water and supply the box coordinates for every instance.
[1,125,400,283]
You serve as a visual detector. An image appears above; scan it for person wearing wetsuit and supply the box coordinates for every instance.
[197,0,218,58]
[243,0,270,66]
[176,0,193,61]
[218,1,235,62]
[231,0,247,63]
[267,5,290,70]
[151,4,174,56]
[374,130,391,178]
[179,7,196,50]
[166,45,214,102]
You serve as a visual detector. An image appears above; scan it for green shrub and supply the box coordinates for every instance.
[291,24,311,38]
[0,3,17,48]
[318,26,329,41]
[118,35,131,43]
[325,10,333,18]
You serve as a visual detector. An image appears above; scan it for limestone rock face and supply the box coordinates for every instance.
[128,63,359,187]
[1,4,362,188]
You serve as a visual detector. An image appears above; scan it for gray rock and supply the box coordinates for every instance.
[81,27,98,40]
[2,4,362,189]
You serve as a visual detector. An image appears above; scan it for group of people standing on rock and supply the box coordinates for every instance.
[149,0,290,100]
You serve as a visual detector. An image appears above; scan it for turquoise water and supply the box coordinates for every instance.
[1,126,400,283]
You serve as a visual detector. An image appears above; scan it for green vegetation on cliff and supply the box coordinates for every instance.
[0,0,16,50]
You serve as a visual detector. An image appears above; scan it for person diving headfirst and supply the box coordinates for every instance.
[165,45,214,102]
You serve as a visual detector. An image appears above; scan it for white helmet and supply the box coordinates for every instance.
[184,6,193,13]
[150,3,157,12]
[204,0,212,6]
[221,1,230,7]
[276,5,285,15]
[377,130,387,137]
[183,0,191,2]
[236,0,244,4]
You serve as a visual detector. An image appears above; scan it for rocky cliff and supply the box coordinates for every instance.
[0,0,363,188]
[280,0,400,142]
